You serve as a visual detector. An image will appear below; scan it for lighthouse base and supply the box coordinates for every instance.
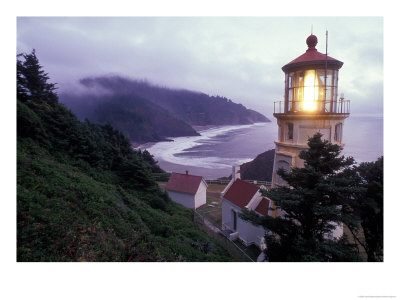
[271,113,349,187]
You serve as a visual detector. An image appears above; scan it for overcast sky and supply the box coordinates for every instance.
[17,17,383,118]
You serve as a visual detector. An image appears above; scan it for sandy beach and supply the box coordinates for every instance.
[155,157,231,179]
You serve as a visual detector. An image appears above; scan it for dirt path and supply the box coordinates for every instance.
[207,191,221,198]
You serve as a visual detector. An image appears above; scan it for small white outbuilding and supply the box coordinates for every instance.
[221,166,271,250]
[165,171,208,209]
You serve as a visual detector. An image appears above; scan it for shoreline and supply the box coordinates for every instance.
[137,122,275,179]
[155,157,231,180]
[134,121,271,150]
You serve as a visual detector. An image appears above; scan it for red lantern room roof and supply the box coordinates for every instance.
[282,34,343,72]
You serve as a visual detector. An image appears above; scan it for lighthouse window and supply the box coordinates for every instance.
[326,88,332,102]
[287,123,293,140]
[288,88,293,102]
[286,69,338,112]
[288,73,294,88]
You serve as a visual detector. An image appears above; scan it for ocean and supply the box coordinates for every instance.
[141,115,383,179]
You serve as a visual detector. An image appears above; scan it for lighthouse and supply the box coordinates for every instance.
[271,33,350,187]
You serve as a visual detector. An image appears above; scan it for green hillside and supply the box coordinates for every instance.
[17,50,232,262]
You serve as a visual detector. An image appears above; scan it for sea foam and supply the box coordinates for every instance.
[144,123,266,169]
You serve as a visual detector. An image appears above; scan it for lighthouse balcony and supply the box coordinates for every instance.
[273,99,350,115]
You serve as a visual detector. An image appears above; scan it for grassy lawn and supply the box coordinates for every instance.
[206,183,228,192]
[196,183,225,227]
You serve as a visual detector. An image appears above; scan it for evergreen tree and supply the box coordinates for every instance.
[139,149,164,173]
[340,157,383,261]
[17,49,58,105]
[240,133,361,261]
[17,55,29,103]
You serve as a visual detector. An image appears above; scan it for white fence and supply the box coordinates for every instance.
[206,179,271,188]
[153,173,271,188]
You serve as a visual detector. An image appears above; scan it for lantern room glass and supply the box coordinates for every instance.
[286,69,338,112]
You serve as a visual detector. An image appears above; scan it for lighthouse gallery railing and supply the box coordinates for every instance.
[273,99,350,114]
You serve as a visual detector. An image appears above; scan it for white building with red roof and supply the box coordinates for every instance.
[165,171,208,209]
[221,166,271,249]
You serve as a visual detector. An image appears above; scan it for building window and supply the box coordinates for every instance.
[287,123,293,140]
[277,160,291,186]
[334,123,342,143]
[232,210,237,231]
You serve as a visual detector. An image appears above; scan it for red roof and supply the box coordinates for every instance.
[255,197,270,216]
[223,179,259,209]
[282,34,343,72]
[284,49,339,66]
[165,172,205,195]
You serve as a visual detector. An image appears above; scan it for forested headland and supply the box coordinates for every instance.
[60,75,270,144]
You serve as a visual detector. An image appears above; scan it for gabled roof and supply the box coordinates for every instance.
[255,197,270,216]
[223,179,259,209]
[165,172,205,195]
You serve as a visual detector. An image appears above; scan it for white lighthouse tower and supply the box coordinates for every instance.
[272,33,350,187]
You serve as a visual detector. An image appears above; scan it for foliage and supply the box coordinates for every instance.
[17,141,231,261]
[240,133,362,261]
[138,149,164,173]
[17,96,164,191]
[17,49,58,105]
[17,51,232,262]
[339,157,383,261]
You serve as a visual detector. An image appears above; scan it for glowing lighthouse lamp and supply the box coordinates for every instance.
[272,33,350,187]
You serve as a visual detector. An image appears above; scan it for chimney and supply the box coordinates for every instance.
[232,165,241,180]
[185,170,189,175]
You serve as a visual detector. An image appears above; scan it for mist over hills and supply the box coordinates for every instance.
[62,92,199,144]
[60,75,270,144]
